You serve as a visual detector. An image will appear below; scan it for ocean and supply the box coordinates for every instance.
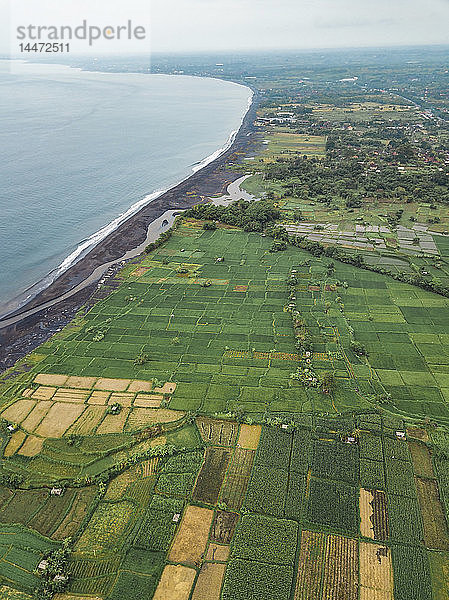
[0,60,251,316]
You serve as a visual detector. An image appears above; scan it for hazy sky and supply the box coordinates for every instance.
[2,0,449,54]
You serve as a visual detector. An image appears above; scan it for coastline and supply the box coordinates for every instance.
[0,84,260,370]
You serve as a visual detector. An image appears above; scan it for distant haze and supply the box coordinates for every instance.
[1,0,449,54]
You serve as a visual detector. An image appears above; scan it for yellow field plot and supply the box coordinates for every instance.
[31,386,56,400]
[0,586,34,599]
[154,382,177,395]
[105,465,139,500]
[192,563,226,600]
[66,406,105,435]
[34,373,68,386]
[21,401,53,432]
[1,399,36,423]
[206,543,230,562]
[360,542,393,600]
[237,424,262,450]
[360,489,375,539]
[169,505,214,565]
[18,435,44,457]
[139,457,159,477]
[4,431,26,456]
[75,500,136,553]
[96,408,130,434]
[87,390,110,405]
[151,436,166,448]
[35,403,86,437]
[94,378,130,392]
[65,376,97,389]
[52,388,90,403]
[109,392,135,407]
[126,408,183,431]
[153,565,196,600]
[21,388,34,398]
[54,595,102,600]
[128,380,153,393]
[134,394,163,408]
[266,132,326,158]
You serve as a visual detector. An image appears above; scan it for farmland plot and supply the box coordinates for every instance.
[168,505,214,565]
[359,542,393,600]
[294,530,326,600]
[322,535,358,600]
[416,477,449,550]
[219,448,255,510]
[196,418,238,446]
[210,510,239,544]
[193,447,230,504]
[391,545,432,600]
[191,563,226,600]
[360,488,388,541]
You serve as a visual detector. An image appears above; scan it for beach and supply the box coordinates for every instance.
[0,89,260,371]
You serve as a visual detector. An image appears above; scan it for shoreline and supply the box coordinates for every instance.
[0,85,261,370]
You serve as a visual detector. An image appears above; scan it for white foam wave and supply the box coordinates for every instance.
[53,187,167,276]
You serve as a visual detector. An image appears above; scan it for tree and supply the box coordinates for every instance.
[320,371,336,393]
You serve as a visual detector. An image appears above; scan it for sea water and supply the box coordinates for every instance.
[0,60,251,316]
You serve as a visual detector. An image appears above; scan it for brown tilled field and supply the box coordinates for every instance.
[294,530,326,599]
[28,488,77,537]
[210,510,239,544]
[4,431,26,456]
[21,401,53,431]
[219,448,255,510]
[168,505,214,565]
[1,398,35,423]
[32,386,57,400]
[237,424,262,449]
[191,563,226,600]
[67,405,105,435]
[52,487,98,540]
[96,409,130,434]
[34,374,68,386]
[322,535,358,600]
[360,488,375,539]
[359,542,393,600]
[206,542,230,562]
[196,418,238,446]
[360,488,389,541]
[34,402,85,437]
[18,435,44,457]
[153,565,196,600]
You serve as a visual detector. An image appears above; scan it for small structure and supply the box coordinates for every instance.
[172,513,181,523]
[395,431,406,440]
[51,487,64,497]
[37,560,49,572]
[7,424,17,433]
[53,575,68,583]
[281,424,289,430]
[342,435,358,445]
